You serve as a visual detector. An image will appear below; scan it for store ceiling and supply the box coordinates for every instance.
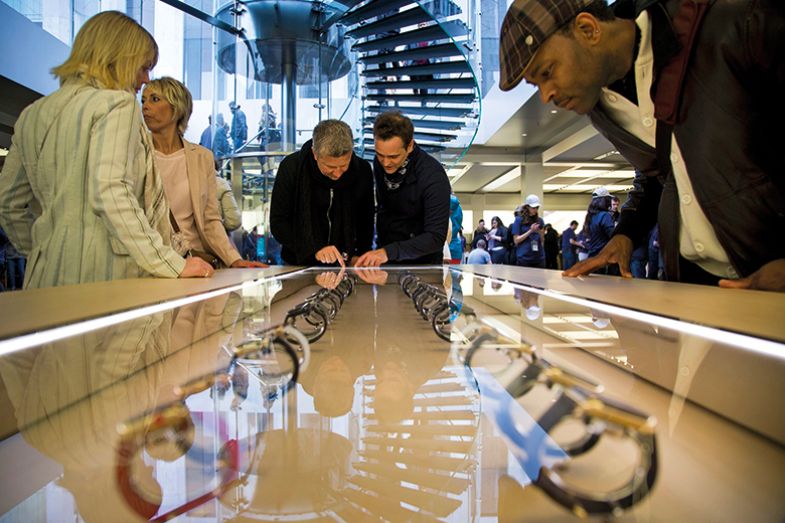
[453,93,634,195]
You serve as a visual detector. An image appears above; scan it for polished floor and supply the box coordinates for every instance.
[0,267,784,522]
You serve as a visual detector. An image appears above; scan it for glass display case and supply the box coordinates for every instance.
[0,266,783,522]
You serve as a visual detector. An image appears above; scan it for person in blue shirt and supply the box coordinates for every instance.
[584,187,618,275]
[213,113,231,159]
[199,115,212,150]
[561,220,580,270]
[511,194,546,268]
[448,194,463,263]
[487,216,509,265]
[229,101,247,152]
[467,239,492,264]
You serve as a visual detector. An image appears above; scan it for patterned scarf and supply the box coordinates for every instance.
[382,158,409,191]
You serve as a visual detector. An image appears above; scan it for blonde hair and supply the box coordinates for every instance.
[144,77,193,136]
[52,11,158,91]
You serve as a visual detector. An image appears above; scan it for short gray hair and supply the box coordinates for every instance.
[312,120,354,157]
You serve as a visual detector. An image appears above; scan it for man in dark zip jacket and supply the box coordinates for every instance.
[270,120,374,266]
[355,111,451,266]
[498,0,785,292]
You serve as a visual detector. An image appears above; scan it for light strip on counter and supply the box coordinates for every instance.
[483,277,785,361]
[0,278,274,357]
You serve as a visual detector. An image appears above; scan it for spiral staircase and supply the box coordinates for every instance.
[336,0,480,164]
[201,0,480,195]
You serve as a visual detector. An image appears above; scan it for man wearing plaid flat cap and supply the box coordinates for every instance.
[499,0,785,292]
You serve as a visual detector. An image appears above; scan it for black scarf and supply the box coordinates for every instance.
[293,140,358,264]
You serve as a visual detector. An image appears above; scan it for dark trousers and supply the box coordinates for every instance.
[490,248,508,265]
[562,251,577,270]
[517,258,545,269]
[6,258,25,290]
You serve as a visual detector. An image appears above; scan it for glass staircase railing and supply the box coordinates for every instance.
[337,0,481,167]
[205,0,481,260]
[214,0,481,176]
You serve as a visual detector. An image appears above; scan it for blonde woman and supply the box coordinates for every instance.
[141,77,266,269]
[0,11,213,289]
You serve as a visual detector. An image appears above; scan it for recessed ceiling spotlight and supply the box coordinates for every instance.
[521,133,528,137]
[550,109,558,114]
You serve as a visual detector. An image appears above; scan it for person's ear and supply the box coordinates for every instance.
[574,13,601,44]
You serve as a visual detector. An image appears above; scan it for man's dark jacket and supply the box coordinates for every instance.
[373,144,451,264]
[590,0,785,281]
[270,140,374,265]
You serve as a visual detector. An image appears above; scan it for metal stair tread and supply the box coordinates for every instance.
[338,487,436,522]
[352,461,469,494]
[360,449,475,472]
[352,461,471,494]
[366,423,477,436]
[342,1,462,34]
[365,105,473,118]
[362,436,473,453]
[338,0,419,27]
[362,60,472,78]
[359,43,467,64]
[346,6,432,38]
[351,20,467,51]
[365,93,475,103]
[348,475,462,517]
[366,78,475,90]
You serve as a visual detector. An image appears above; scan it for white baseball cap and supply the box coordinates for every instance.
[592,186,611,198]
[524,194,541,208]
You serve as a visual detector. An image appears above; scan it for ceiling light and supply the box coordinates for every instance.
[521,133,528,137]
[480,166,521,192]
[550,110,558,114]
[594,150,620,160]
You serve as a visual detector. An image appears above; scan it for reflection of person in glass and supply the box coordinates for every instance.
[515,287,542,321]
[0,312,173,522]
[299,287,374,417]
[300,349,370,418]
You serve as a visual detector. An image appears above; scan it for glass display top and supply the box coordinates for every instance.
[0,267,783,522]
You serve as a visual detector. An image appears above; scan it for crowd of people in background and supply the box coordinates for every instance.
[461,188,662,280]
[2,0,782,292]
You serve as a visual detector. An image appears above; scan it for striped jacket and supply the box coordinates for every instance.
[0,83,186,288]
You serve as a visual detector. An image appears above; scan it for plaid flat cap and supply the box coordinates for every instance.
[499,0,595,91]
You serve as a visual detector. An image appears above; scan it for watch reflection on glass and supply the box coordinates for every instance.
[399,272,477,342]
[459,324,658,517]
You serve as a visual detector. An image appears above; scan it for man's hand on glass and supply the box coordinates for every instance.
[719,259,785,292]
[563,235,634,279]
[315,245,346,267]
[353,248,389,267]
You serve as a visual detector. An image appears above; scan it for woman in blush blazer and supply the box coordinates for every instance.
[0,11,214,289]
[141,77,266,270]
